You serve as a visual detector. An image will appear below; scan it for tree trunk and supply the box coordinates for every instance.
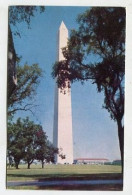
[42,161,44,169]
[27,163,31,169]
[14,158,20,169]
[15,162,19,169]
[117,119,124,174]
[27,159,34,169]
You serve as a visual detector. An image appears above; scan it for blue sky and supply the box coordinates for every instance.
[12,6,121,161]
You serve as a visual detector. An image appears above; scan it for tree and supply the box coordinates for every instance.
[35,144,47,168]
[21,118,40,169]
[52,7,125,171]
[36,140,58,168]
[7,117,47,169]
[33,127,48,169]
[9,6,45,34]
[8,63,42,116]
[8,117,65,169]
[8,6,44,106]
[7,119,26,169]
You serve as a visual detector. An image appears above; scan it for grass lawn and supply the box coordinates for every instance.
[7,164,122,181]
[7,164,123,190]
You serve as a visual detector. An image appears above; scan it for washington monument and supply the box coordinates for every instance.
[53,21,73,164]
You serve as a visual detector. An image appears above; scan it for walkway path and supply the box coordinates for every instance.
[7,179,123,187]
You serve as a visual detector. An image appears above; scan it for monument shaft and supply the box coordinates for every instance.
[53,22,73,164]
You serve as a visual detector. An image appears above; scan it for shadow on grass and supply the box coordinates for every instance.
[37,184,123,191]
[7,173,123,191]
[7,184,123,191]
[7,173,123,180]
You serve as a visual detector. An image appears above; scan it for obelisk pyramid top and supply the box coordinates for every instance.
[59,21,67,31]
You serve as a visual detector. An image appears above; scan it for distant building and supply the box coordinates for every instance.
[73,158,109,165]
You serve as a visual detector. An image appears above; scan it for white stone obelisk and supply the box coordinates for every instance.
[53,21,73,164]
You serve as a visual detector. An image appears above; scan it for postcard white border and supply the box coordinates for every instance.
[0,0,132,195]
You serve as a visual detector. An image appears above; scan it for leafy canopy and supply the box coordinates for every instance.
[8,6,45,116]
[7,117,47,169]
[9,6,45,36]
[8,63,43,116]
[52,7,125,123]
[52,7,125,169]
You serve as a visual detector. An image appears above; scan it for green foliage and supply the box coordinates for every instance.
[8,118,27,169]
[9,6,45,36]
[7,117,46,169]
[45,141,58,163]
[9,6,45,26]
[8,6,45,110]
[112,160,121,165]
[36,140,58,168]
[35,130,48,168]
[53,7,125,122]
[52,7,125,122]
[8,63,43,116]
[21,118,42,169]
[7,117,58,169]
[7,6,46,169]
[52,7,125,169]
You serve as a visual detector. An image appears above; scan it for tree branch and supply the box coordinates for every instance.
[8,104,39,116]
